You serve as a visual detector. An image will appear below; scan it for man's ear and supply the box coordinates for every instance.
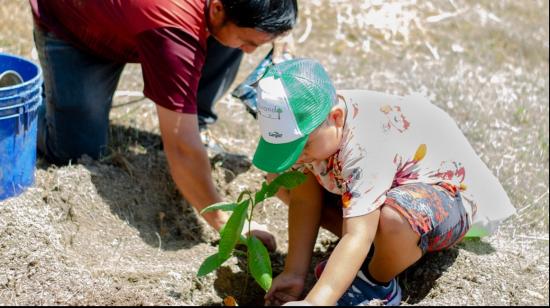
[329,105,346,128]
[208,0,226,26]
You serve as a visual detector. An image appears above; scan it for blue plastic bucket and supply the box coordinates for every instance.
[0,53,43,201]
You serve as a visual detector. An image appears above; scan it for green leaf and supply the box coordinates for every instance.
[200,202,238,214]
[254,181,270,204]
[218,199,249,259]
[197,252,227,276]
[247,236,272,292]
[272,171,307,190]
[255,171,307,204]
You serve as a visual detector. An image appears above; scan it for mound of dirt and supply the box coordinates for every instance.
[1,99,548,306]
[1,0,548,306]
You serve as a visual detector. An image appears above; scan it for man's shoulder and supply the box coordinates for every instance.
[128,0,208,37]
[131,0,206,13]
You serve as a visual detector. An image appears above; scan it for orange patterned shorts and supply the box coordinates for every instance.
[384,182,471,253]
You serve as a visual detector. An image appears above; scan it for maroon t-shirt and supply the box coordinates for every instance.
[30,0,210,114]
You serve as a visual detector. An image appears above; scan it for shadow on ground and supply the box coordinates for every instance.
[37,123,253,252]
[459,237,496,255]
[400,248,459,304]
[401,238,495,304]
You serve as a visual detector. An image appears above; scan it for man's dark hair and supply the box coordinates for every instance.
[221,0,298,35]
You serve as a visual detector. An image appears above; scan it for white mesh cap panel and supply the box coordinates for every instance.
[256,76,303,143]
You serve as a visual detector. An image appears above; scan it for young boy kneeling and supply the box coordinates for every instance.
[252,59,515,306]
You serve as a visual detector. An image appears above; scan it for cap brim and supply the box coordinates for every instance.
[252,135,308,173]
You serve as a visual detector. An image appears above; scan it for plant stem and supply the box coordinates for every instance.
[240,197,254,299]
[245,190,256,239]
[248,201,255,237]
[241,265,250,300]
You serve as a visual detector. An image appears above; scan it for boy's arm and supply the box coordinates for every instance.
[285,171,324,276]
[265,171,324,304]
[304,209,381,306]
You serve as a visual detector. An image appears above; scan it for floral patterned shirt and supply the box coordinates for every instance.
[297,90,515,235]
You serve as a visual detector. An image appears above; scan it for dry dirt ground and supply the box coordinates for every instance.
[1,0,549,306]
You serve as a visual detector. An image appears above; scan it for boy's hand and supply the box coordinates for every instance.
[264,272,305,306]
[243,221,277,252]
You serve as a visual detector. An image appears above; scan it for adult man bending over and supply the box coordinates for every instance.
[30,0,298,250]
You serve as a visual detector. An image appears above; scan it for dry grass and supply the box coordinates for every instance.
[1,0,548,306]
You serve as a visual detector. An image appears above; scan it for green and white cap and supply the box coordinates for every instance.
[252,58,336,173]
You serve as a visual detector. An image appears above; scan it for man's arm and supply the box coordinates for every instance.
[138,28,276,250]
[304,209,381,306]
[156,105,277,250]
[156,105,228,230]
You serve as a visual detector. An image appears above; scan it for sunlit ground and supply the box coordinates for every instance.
[1,0,548,305]
[247,0,549,236]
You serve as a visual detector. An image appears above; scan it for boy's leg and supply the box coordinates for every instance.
[34,26,125,164]
[368,182,471,283]
[197,36,243,129]
[336,182,469,306]
[368,205,422,283]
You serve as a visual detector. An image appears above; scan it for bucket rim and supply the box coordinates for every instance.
[0,85,42,104]
[0,94,42,111]
[0,52,43,92]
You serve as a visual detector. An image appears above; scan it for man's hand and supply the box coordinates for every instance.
[243,221,277,252]
[265,271,305,306]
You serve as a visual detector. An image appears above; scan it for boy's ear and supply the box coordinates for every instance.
[329,105,346,128]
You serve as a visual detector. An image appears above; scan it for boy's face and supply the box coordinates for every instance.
[295,105,346,164]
